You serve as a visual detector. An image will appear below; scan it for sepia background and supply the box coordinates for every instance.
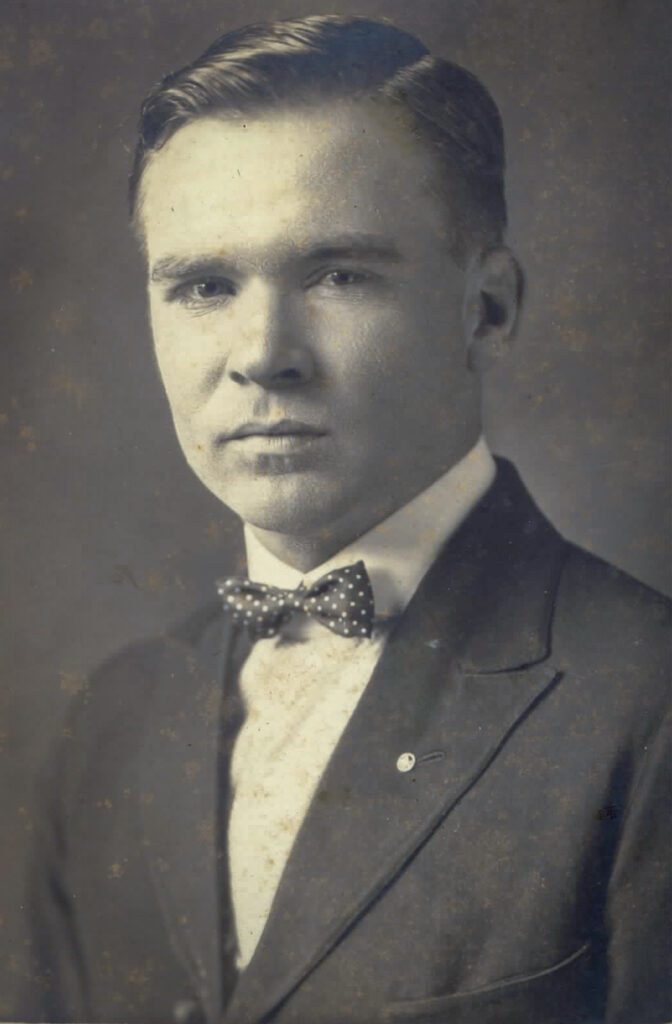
[0,0,669,1008]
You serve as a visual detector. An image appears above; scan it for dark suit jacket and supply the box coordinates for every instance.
[21,462,670,1024]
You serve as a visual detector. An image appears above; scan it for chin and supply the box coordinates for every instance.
[202,470,347,536]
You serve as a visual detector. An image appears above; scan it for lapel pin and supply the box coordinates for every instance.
[396,752,416,773]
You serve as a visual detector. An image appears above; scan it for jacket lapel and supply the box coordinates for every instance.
[138,606,248,1023]
[224,462,570,1024]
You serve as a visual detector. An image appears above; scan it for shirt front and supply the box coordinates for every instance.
[228,438,496,969]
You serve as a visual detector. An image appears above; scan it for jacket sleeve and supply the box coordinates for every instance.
[605,706,672,1024]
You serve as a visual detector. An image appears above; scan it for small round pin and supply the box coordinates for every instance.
[396,752,416,773]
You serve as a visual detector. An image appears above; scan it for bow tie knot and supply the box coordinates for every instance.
[217,561,374,640]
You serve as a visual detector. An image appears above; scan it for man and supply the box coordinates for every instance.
[23,15,670,1024]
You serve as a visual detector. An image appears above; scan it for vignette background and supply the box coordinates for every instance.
[0,0,669,1005]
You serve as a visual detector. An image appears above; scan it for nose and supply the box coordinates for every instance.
[227,284,314,389]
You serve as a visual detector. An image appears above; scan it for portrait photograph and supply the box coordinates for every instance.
[0,1,670,1022]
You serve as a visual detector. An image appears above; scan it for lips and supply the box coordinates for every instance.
[220,419,327,442]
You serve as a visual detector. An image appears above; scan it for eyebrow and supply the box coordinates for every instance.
[149,234,403,283]
[150,256,235,283]
[302,235,403,264]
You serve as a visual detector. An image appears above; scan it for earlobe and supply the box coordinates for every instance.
[464,247,523,373]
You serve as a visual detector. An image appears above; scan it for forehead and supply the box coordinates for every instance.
[139,103,450,264]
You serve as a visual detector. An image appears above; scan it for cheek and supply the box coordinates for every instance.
[150,307,213,414]
[319,303,450,399]
[153,349,190,421]
[328,310,467,448]
[313,302,411,378]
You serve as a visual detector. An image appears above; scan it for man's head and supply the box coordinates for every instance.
[133,16,521,562]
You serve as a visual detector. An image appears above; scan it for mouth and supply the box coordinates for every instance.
[220,419,328,442]
[217,419,328,454]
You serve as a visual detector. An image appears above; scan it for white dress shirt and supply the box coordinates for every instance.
[228,437,496,968]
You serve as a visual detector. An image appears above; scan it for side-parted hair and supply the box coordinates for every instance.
[130,15,507,257]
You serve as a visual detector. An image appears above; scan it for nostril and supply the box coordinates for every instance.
[229,370,247,385]
[276,367,303,381]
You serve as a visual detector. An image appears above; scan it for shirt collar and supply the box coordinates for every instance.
[245,436,496,619]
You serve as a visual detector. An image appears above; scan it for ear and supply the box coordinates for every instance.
[463,247,523,372]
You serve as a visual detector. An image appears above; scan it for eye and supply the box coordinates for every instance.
[319,269,369,288]
[168,277,236,307]
[194,279,232,299]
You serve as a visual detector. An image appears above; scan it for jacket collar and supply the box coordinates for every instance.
[223,460,569,1023]
[440,457,568,673]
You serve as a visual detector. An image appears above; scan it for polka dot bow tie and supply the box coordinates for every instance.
[216,561,375,640]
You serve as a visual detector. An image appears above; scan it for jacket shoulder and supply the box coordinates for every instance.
[89,600,222,687]
[551,544,670,726]
[556,544,670,639]
[62,600,224,746]
[45,601,225,805]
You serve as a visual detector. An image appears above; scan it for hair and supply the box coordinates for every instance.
[130,15,507,258]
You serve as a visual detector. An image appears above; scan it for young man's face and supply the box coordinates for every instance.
[141,103,482,542]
